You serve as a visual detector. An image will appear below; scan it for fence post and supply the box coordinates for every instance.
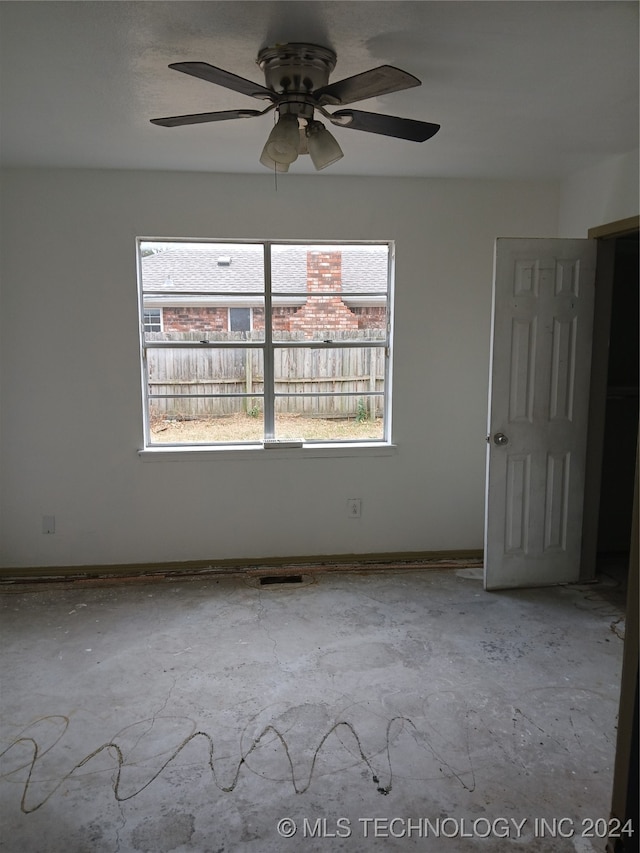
[369,343,377,418]
[245,347,252,413]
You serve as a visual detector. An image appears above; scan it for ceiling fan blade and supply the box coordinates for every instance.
[169,62,275,100]
[315,65,421,105]
[150,109,264,128]
[328,109,440,142]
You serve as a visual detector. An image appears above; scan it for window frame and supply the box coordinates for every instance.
[142,307,162,333]
[137,238,395,452]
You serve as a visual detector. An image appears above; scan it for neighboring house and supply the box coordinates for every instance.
[140,243,388,337]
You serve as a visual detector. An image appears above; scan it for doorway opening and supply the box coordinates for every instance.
[586,222,639,853]
[597,232,638,582]
[584,220,639,606]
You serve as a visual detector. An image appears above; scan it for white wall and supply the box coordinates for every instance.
[0,169,559,570]
[558,148,639,236]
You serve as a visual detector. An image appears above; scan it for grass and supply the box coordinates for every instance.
[149,412,383,444]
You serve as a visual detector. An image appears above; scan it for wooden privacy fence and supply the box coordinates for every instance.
[146,331,386,418]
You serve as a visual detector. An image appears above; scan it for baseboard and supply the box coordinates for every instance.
[0,550,483,584]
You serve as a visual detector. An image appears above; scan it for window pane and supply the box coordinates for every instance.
[140,242,265,343]
[274,397,384,441]
[272,346,385,440]
[147,346,264,442]
[270,244,388,342]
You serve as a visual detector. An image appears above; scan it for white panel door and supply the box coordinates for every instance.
[484,238,597,590]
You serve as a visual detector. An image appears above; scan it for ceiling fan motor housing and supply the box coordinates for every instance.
[257,43,337,97]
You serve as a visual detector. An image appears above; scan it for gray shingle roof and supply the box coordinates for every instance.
[140,243,388,294]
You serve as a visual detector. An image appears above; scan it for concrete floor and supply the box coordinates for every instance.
[0,565,627,852]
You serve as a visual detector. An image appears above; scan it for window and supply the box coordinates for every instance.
[143,308,161,332]
[229,307,251,332]
[137,240,393,447]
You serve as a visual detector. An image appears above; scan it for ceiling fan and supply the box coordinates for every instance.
[150,43,440,171]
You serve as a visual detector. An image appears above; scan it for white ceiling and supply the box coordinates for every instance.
[0,1,637,179]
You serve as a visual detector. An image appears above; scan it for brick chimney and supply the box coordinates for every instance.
[289,250,358,338]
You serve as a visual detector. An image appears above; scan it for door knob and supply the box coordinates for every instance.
[493,432,509,446]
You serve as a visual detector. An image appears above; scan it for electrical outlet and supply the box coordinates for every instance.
[347,498,362,518]
[42,515,56,534]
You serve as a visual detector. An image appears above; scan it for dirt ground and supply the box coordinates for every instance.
[149,413,383,443]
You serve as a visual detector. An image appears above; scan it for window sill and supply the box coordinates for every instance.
[138,442,397,462]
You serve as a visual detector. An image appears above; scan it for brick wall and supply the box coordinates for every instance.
[163,306,228,332]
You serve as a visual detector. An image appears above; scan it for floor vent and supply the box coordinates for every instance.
[259,574,304,585]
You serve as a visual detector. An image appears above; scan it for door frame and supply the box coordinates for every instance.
[580,215,639,581]
[587,215,640,851]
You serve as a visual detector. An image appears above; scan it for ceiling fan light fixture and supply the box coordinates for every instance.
[306,120,344,171]
[259,147,290,172]
[263,113,300,165]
